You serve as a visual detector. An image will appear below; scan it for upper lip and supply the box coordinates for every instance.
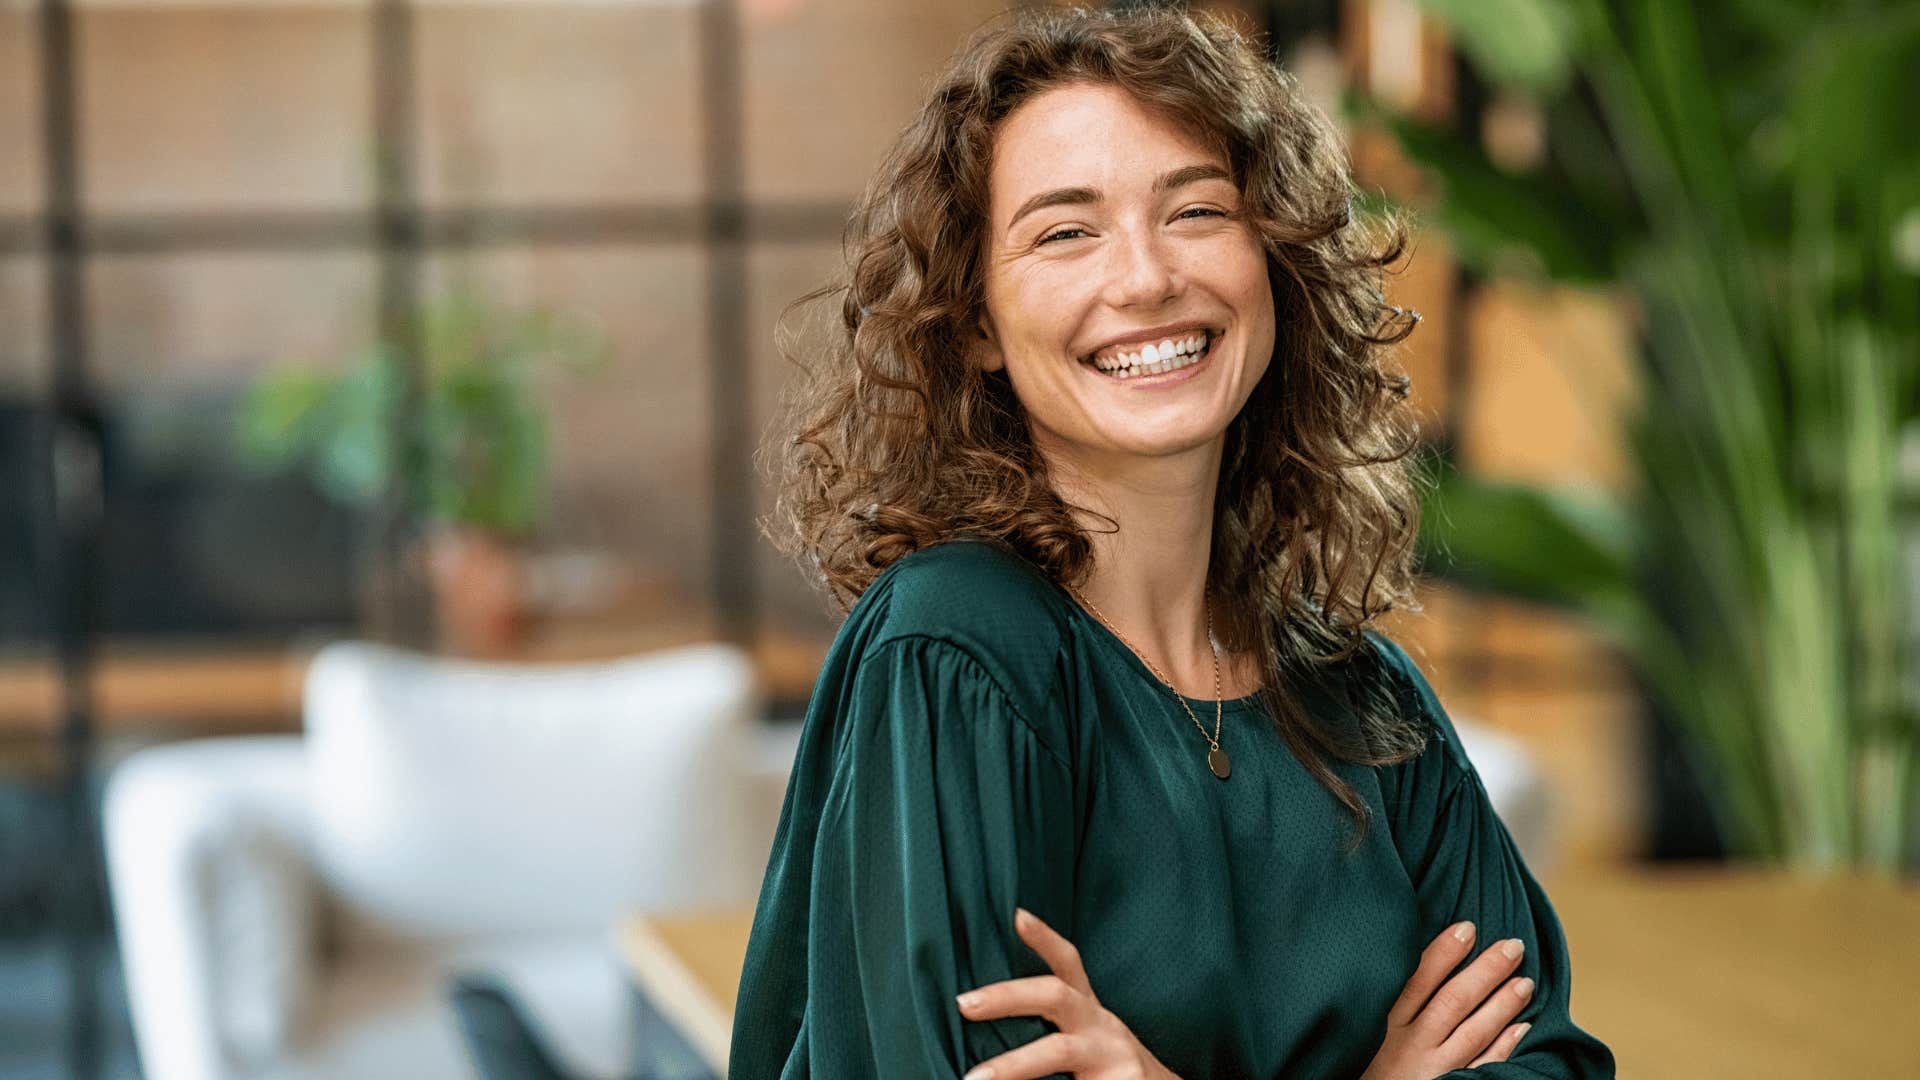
[1080,322,1218,363]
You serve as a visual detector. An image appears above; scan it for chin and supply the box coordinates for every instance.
[1096,418,1232,458]
[1083,381,1245,447]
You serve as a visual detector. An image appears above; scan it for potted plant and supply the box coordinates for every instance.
[232,276,611,656]
[1359,0,1918,870]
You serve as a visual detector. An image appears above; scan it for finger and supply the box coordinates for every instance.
[1412,936,1525,1040]
[1387,921,1476,1026]
[1467,1022,1531,1068]
[1438,974,1534,1064]
[955,974,1079,1026]
[1012,907,1092,994]
[962,1031,1085,1080]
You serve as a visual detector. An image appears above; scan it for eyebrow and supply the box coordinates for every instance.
[1006,162,1233,235]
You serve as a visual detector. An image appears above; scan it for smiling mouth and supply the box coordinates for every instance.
[1077,329,1218,380]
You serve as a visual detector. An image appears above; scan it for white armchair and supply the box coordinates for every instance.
[103,640,775,1080]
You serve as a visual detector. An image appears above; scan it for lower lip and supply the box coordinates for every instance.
[1081,337,1219,388]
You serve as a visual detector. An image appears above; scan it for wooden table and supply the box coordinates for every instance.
[1544,863,1920,1077]
[616,910,756,1075]
[0,619,828,736]
[615,865,1920,1079]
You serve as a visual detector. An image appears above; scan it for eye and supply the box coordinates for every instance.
[1035,207,1226,247]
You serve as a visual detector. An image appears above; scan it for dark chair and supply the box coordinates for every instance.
[448,974,581,1080]
[450,970,724,1080]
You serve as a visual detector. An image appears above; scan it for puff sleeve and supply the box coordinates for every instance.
[800,633,1079,1078]
[1369,631,1617,1079]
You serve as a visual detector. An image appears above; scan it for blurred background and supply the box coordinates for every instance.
[0,0,1914,1078]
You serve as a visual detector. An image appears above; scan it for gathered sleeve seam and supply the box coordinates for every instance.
[1431,758,1474,813]
[866,632,1072,774]
[1371,630,1476,807]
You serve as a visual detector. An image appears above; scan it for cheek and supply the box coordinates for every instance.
[1234,251,1276,335]
[998,268,1093,356]
[1228,240,1273,303]
[997,342,1099,437]
[1231,258,1278,386]
[1187,230,1271,309]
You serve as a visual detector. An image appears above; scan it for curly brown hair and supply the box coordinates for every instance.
[758,3,1432,848]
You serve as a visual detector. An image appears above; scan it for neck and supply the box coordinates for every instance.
[1037,428,1224,697]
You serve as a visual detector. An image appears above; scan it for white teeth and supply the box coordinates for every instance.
[1092,331,1214,379]
[1088,330,1212,372]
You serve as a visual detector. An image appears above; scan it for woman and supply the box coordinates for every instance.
[731,6,1614,1079]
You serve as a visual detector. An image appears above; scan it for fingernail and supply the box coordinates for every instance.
[956,992,981,1011]
[1014,907,1031,928]
[1514,1022,1532,1040]
[1512,978,1535,998]
[1452,921,1474,942]
[1501,938,1525,960]
[963,1068,995,1080]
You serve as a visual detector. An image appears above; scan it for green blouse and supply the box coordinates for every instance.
[729,539,1613,1079]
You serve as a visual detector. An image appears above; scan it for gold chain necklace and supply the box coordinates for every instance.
[1068,585,1231,781]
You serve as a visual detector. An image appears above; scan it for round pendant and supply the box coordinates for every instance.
[1207,747,1232,780]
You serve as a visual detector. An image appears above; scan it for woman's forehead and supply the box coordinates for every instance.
[990,85,1229,219]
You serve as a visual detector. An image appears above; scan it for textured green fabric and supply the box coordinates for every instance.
[730,539,1613,1079]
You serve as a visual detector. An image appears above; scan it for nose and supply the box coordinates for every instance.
[1101,224,1179,309]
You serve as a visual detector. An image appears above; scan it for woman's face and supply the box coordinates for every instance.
[971,81,1275,465]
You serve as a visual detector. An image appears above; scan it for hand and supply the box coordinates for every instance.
[1358,921,1535,1080]
[954,907,1180,1080]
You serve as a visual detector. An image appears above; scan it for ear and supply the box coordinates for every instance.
[966,311,1006,373]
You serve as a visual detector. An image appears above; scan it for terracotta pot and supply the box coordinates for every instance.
[419,524,533,658]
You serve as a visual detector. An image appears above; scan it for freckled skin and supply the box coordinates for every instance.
[968,82,1277,469]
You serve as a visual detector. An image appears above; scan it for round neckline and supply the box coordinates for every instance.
[1050,578,1266,713]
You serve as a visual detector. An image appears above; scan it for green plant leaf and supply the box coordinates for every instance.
[1417,0,1582,97]
[232,277,609,534]
[1787,10,1920,179]
[1378,107,1621,282]
[1415,458,1641,635]
[231,368,337,470]
[311,347,402,508]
